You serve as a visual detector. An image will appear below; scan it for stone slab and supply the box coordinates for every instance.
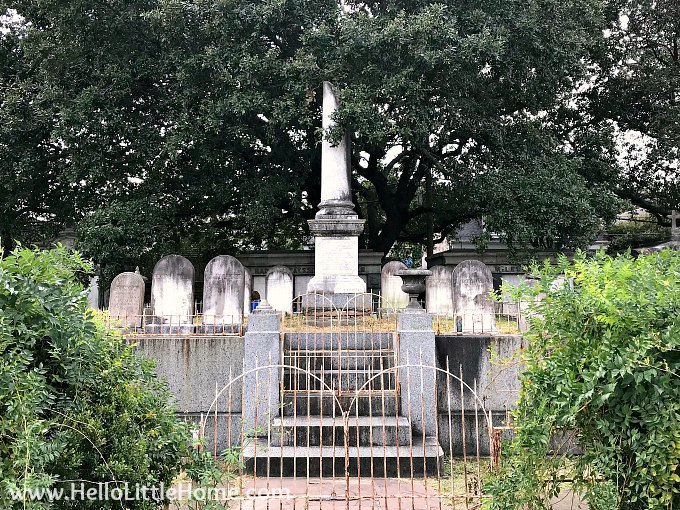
[269,415,411,447]
[151,255,194,322]
[425,265,454,316]
[203,255,244,325]
[266,266,294,314]
[109,271,145,327]
[381,261,410,310]
[452,260,495,333]
[243,435,443,477]
[299,292,373,312]
[133,336,245,413]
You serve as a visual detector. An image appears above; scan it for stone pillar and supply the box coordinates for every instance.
[242,301,281,437]
[672,210,679,242]
[319,81,354,216]
[306,82,367,296]
[243,268,252,317]
[397,308,437,437]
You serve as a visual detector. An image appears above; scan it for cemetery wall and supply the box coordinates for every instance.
[435,334,525,454]
[133,336,245,450]
[132,333,523,454]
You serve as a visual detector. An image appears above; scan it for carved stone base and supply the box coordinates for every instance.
[300,292,373,313]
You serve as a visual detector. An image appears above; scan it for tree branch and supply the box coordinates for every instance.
[614,187,672,225]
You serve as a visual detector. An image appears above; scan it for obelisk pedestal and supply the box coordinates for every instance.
[305,82,370,311]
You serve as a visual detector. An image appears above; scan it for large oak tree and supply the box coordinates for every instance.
[1,0,677,285]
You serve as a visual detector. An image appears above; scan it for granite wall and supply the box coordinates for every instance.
[134,334,525,455]
[133,336,245,451]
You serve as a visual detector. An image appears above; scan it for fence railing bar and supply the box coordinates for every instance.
[474,379,482,497]
[460,364,469,510]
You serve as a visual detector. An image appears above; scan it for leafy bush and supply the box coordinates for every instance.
[485,250,680,509]
[0,245,201,509]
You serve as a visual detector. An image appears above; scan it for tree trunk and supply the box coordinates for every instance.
[1,231,15,257]
[371,211,409,256]
[425,165,434,259]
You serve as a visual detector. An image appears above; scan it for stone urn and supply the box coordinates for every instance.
[395,269,432,310]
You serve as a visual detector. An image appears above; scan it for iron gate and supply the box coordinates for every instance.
[197,293,498,509]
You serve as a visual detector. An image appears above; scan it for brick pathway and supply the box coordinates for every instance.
[213,477,461,510]
[171,478,588,509]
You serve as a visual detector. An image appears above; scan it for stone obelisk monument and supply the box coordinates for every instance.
[306,82,368,303]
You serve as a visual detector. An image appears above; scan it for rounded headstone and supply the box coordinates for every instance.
[202,256,245,326]
[266,266,294,314]
[151,255,195,324]
[426,265,454,316]
[109,272,145,327]
[453,260,496,333]
[381,261,410,311]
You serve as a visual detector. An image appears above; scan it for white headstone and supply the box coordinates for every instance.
[151,255,194,323]
[202,256,244,326]
[266,266,294,314]
[109,272,145,327]
[87,276,100,310]
[381,261,410,310]
[453,260,495,332]
[243,267,252,317]
[426,265,454,316]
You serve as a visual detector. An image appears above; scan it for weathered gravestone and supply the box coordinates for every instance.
[150,255,194,332]
[243,267,252,317]
[202,255,245,331]
[381,261,410,311]
[453,260,495,332]
[426,265,454,316]
[87,276,100,310]
[108,272,145,328]
[266,266,294,314]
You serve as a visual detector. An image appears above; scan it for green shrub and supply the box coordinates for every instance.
[485,250,680,509]
[0,245,200,509]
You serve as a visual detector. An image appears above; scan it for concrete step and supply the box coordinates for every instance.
[283,370,396,392]
[243,436,443,477]
[284,332,394,351]
[269,416,411,447]
[282,391,399,416]
[283,350,395,371]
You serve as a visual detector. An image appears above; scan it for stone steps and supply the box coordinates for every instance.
[282,369,396,392]
[243,435,443,477]
[284,332,394,351]
[249,330,444,477]
[282,391,400,417]
[269,415,411,446]
[283,349,394,371]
